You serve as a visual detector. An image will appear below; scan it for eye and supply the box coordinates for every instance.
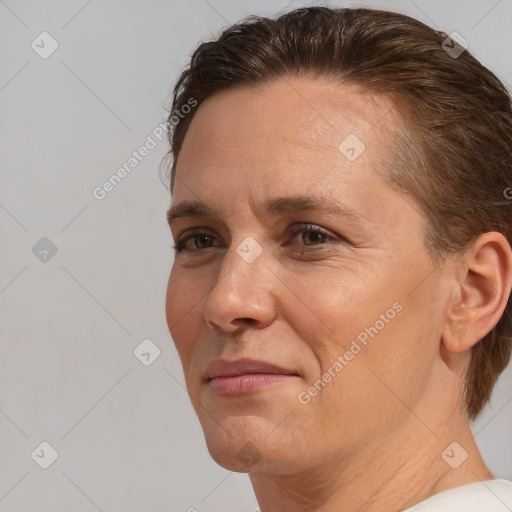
[290,224,334,245]
[284,223,340,252]
[173,223,342,255]
[173,229,218,253]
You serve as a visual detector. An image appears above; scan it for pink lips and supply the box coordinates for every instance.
[204,358,299,395]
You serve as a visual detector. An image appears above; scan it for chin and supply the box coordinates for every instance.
[199,414,263,468]
[199,415,311,474]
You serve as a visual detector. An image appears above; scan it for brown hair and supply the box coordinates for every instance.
[164,6,512,419]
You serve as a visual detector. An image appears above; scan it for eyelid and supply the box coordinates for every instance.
[174,223,343,253]
[175,223,338,241]
[174,226,215,243]
[287,223,337,239]
[282,223,345,254]
[173,227,220,252]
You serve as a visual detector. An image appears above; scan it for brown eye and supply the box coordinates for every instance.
[173,231,219,253]
[289,224,337,247]
[194,234,215,249]
[300,230,330,246]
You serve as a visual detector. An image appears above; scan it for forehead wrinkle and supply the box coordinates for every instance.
[255,195,370,223]
[167,193,370,229]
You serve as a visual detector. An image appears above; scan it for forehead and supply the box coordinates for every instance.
[173,76,397,208]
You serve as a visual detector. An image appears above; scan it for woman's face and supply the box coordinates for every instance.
[166,77,450,474]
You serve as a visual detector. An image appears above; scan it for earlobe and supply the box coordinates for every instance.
[442,232,512,354]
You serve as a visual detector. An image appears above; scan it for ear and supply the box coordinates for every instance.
[442,232,512,353]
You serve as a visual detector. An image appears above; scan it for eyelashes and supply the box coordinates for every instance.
[173,223,343,255]
[173,232,216,253]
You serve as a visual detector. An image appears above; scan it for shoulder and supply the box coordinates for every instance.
[404,480,512,512]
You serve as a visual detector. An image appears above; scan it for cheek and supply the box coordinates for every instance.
[332,274,443,416]
[275,264,395,364]
[165,268,205,367]
[280,260,437,403]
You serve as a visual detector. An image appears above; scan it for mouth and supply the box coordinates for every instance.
[204,357,300,396]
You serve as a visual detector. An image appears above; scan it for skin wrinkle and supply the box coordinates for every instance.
[165,76,506,512]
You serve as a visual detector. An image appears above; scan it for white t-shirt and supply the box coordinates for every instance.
[403,479,512,511]
[252,479,512,511]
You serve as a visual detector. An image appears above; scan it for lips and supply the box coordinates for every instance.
[204,357,298,380]
[204,358,300,395]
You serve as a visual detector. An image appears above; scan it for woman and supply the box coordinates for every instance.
[164,7,512,511]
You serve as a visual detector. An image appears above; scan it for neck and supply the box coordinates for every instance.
[249,414,492,512]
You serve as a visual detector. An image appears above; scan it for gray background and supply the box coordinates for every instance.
[0,0,511,511]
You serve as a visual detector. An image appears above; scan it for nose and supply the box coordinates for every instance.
[202,238,277,333]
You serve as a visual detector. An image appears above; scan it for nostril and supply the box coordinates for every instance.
[233,318,258,327]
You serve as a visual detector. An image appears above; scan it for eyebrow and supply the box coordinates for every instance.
[167,195,367,226]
